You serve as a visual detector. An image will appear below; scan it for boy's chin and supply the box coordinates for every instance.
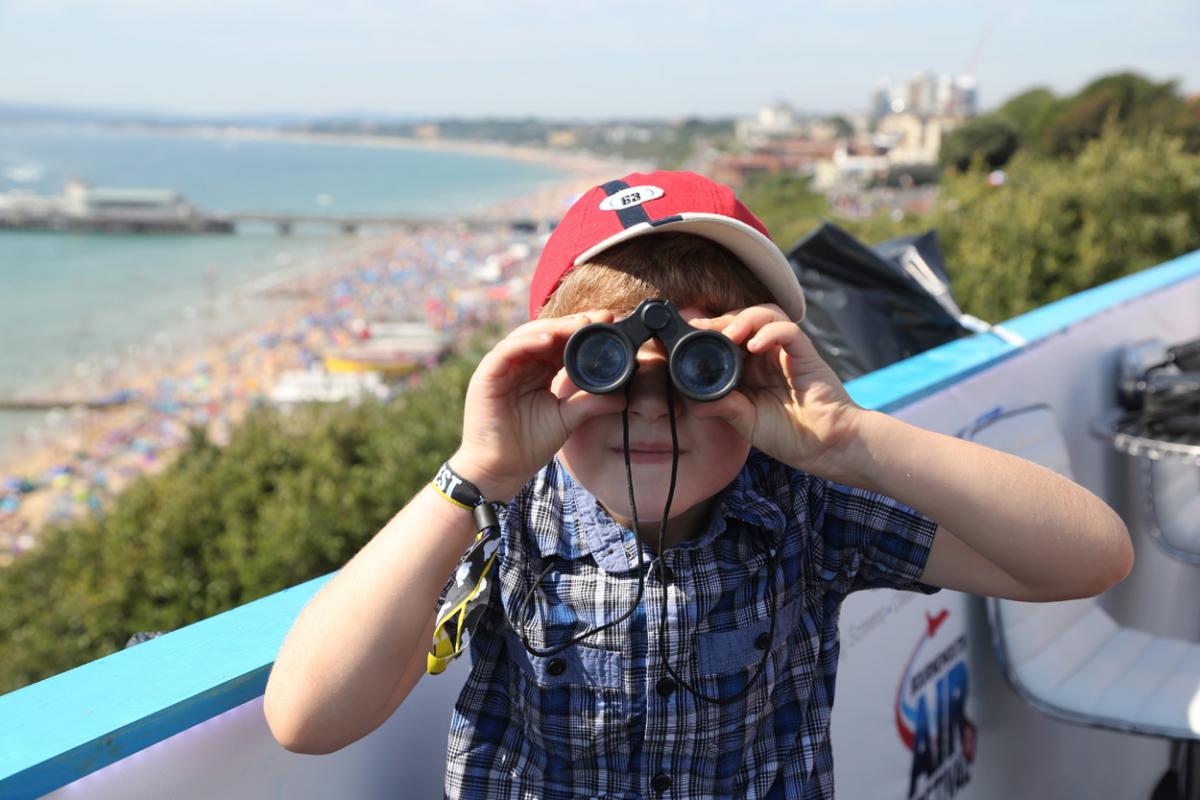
[597,492,705,525]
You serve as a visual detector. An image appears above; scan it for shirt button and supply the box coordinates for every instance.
[754,631,772,650]
[655,676,677,697]
[547,657,566,676]
[651,772,672,793]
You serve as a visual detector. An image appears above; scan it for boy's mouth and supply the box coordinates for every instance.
[612,442,681,464]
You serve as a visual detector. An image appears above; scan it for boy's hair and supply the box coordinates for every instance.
[537,233,774,319]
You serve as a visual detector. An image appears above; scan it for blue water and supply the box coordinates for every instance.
[0,125,567,451]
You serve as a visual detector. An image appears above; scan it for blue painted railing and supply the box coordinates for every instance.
[2,248,1198,798]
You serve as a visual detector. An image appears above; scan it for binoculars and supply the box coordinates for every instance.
[563,299,742,402]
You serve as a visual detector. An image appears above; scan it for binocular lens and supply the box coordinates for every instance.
[573,329,630,391]
[673,334,738,400]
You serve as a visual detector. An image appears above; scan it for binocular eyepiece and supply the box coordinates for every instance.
[563,299,742,402]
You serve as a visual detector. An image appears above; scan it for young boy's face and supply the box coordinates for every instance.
[556,306,750,542]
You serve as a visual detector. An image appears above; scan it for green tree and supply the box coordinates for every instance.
[939,115,1020,172]
[1041,72,1197,156]
[0,345,485,693]
[737,173,828,251]
[996,87,1061,146]
[846,127,1200,322]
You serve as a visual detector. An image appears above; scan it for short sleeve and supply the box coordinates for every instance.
[805,475,941,596]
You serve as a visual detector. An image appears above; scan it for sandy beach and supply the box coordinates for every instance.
[0,161,625,566]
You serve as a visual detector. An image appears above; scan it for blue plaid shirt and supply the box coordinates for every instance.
[444,450,939,799]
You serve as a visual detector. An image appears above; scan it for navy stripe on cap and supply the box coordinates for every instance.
[600,180,652,229]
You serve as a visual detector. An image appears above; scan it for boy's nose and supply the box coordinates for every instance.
[626,340,681,421]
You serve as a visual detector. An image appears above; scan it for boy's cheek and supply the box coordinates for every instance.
[560,418,607,462]
[698,419,754,470]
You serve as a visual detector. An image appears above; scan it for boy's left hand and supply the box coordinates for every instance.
[689,304,863,479]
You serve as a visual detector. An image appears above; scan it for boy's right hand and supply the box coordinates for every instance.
[450,312,627,502]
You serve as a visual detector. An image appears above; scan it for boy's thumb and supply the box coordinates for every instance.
[560,388,626,431]
[691,392,754,437]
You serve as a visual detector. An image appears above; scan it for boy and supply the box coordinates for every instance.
[265,171,1133,798]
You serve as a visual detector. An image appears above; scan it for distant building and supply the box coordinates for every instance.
[735,101,800,145]
[710,137,837,187]
[413,123,440,141]
[600,125,654,145]
[61,179,195,221]
[812,140,891,190]
[0,178,229,233]
[875,113,962,166]
[545,129,579,148]
[868,71,975,165]
[798,118,841,143]
[872,72,977,121]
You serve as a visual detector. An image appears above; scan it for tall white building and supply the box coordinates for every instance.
[867,71,979,165]
[872,72,978,121]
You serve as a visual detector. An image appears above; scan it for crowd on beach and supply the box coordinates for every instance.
[0,173,609,567]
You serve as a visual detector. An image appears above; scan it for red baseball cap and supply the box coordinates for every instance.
[528,170,806,321]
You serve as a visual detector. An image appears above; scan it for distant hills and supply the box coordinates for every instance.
[0,102,733,169]
[0,101,421,129]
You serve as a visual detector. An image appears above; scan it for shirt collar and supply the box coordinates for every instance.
[528,451,786,573]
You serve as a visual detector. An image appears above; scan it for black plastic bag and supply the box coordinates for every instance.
[787,223,971,381]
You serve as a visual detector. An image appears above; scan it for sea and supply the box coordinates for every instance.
[0,124,570,458]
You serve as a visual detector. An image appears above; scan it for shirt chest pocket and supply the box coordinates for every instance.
[503,627,631,768]
[692,596,817,759]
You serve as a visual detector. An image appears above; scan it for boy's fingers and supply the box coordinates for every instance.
[689,312,737,330]
[481,310,623,382]
[549,366,573,397]
[559,385,626,431]
[746,320,802,354]
[507,310,616,341]
[480,330,572,383]
[688,391,755,439]
[705,304,789,345]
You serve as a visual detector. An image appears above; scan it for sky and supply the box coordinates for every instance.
[0,0,1196,120]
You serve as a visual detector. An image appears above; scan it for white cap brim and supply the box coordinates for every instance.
[573,212,806,321]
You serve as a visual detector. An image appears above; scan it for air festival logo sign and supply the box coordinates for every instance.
[895,609,977,800]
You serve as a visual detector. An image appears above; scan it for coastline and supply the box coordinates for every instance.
[102,122,641,190]
[0,150,631,563]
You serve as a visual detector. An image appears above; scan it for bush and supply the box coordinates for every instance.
[0,346,483,693]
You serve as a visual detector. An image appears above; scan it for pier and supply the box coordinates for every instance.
[0,179,553,235]
[0,209,551,236]
[0,393,137,411]
[210,211,551,236]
